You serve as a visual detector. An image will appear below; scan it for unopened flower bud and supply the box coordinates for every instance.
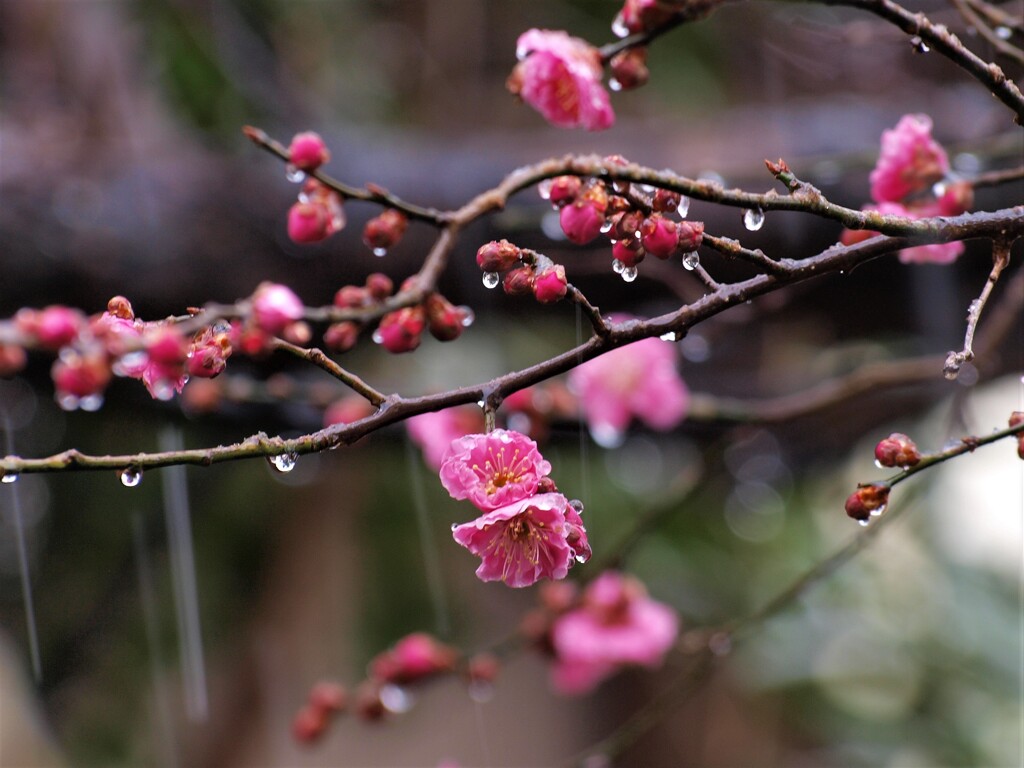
[560,200,605,245]
[611,210,644,241]
[652,188,681,213]
[17,306,85,350]
[364,273,394,300]
[353,681,386,721]
[324,321,360,353]
[288,202,331,244]
[107,296,135,320]
[0,345,27,377]
[425,294,466,342]
[308,681,348,714]
[252,282,304,335]
[503,267,535,296]
[145,327,188,367]
[641,215,679,259]
[370,633,457,685]
[288,131,330,172]
[291,704,328,744]
[363,209,408,252]
[609,47,649,90]
[282,321,312,345]
[466,653,500,685]
[874,433,921,468]
[476,239,522,273]
[676,220,705,252]
[375,307,425,353]
[844,483,890,521]
[548,176,582,206]
[52,352,111,399]
[334,285,369,309]
[612,239,645,268]
[533,264,567,303]
[187,328,232,379]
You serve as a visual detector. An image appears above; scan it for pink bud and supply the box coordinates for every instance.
[425,294,466,342]
[308,681,348,714]
[937,180,973,216]
[641,215,678,259]
[52,352,111,399]
[844,483,890,521]
[288,202,330,244]
[617,0,678,34]
[324,321,360,353]
[370,633,457,685]
[612,239,645,268]
[375,307,425,353]
[364,273,394,300]
[548,176,582,206]
[0,345,27,377]
[334,285,369,309]
[476,239,522,272]
[676,220,705,252]
[291,704,328,744]
[145,327,188,367]
[503,267,535,296]
[187,328,232,379]
[252,282,304,335]
[652,188,681,213]
[106,295,135,320]
[610,210,644,241]
[288,131,330,172]
[17,306,85,349]
[560,200,605,245]
[363,209,408,252]
[533,264,568,303]
[609,47,649,90]
[874,433,921,468]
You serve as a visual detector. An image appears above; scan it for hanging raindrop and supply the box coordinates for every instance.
[600,220,614,234]
[458,306,475,327]
[373,247,388,258]
[285,163,305,183]
[537,179,553,200]
[608,78,623,92]
[857,519,870,527]
[909,35,930,52]
[995,25,1011,39]
[660,331,679,342]
[621,266,638,282]
[1,471,19,484]
[611,12,630,38]
[677,195,690,218]
[611,258,625,274]
[120,467,143,487]
[590,423,625,449]
[682,252,699,271]
[380,684,415,713]
[371,329,385,344]
[743,208,765,231]
[482,271,500,289]
[79,394,104,412]
[268,452,298,473]
[468,680,495,703]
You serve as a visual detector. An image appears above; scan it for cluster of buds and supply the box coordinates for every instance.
[284,132,345,245]
[476,239,568,304]
[325,272,395,353]
[291,632,478,745]
[231,282,309,356]
[537,159,704,283]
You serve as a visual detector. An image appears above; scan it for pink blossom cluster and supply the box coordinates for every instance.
[842,114,971,264]
[507,29,614,131]
[440,429,590,588]
[569,330,690,447]
[523,572,679,694]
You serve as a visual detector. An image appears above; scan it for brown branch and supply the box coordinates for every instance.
[951,0,1024,64]
[270,339,387,406]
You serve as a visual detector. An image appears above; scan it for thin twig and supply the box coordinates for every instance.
[270,339,387,406]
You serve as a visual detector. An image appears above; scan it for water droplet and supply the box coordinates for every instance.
[611,258,625,274]
[297,189,310,204]
[373,247,388,258]
[569,499,584,513]
[858,519,870,527]
[621,266,638,282]
[682,252,699,271]
[468,680,495,703]
[285,163,305,183]
[2,472,19,484]
[932,181,947,198]
[269,452,298,473]
[677,196,690,218]
[458,306,475,327]
[515,43,529,61]
[590,423,625,449]
[57,393,80,411]
[870,503,886,517]
[608,78,623,92]
[743,207,765,231]
[600,220,613,234]
[995,25,1011,40]
[611,12,630,38]
[910,35,929,52]
[660,331,678,341]
[874,459,884,469]
[538,179,553,200]
[120,467,143,487]
[482,271,500,289]
[79,394,104,412]
[150,380,176,402]
[450,522,459,532]
[371,329,384,344]
[380,684,414,713]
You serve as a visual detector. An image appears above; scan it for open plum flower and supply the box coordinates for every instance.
[451,492,590,588]
[507,29,614,131]
[569,334,690,447]
[550,571,679,694]
[440,428,552,510]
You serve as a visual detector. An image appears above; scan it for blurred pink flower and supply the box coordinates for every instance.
[569,335,689,446]
[869,114,949,204]
[407,406,485,470]
[440,429,552,510]
[550,571,678,694]
[452,492,581,588]
[855,201,964,265]
[508,29,614,131]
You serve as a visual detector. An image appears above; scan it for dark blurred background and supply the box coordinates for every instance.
[0,0,1021,766]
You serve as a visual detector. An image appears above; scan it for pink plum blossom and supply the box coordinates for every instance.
[440,429,552,510]
[452,492,584,588]
[508,29,614,131]
[251,282,304,335]
[869,114,949,204]
[844,201,964,265]
[569,334,689,446]
[550,571,678,694]
[407,406,485,470]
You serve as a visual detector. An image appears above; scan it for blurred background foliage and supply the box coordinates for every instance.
[0,0,1021,766]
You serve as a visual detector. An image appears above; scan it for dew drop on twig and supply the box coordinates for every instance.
[372,247,388,258]
[621,266,638,283]
[677,195,690,218]
[611,258,625,274]
[1,471,18,484]
[743,207,765,231]
[910,35,930,52]
[120,467,143,487]
[285,163,305,183]
[482,271,500,289]
[682,252,699,271]
[268,453,297,473]
[611,12,630,38]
